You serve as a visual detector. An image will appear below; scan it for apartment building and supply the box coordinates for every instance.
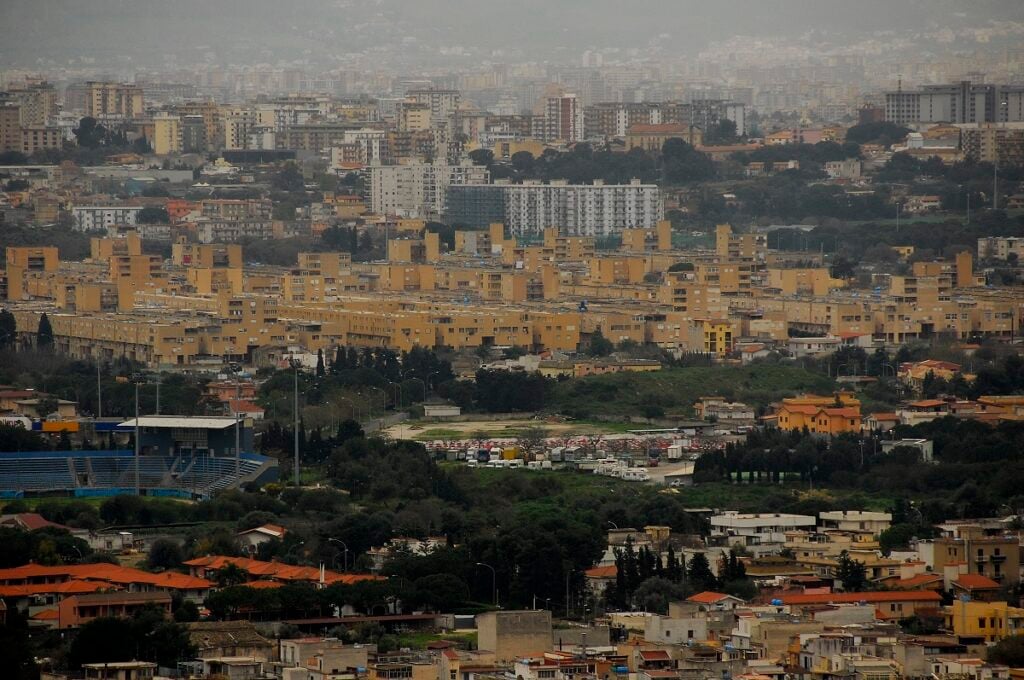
[459,180,663,237]
[71,205,143,232]
[369,161,489,219]
[84,81,144,119]
[709,511,817,550]
[885,82,1024,126]
[978,236,1024,262]
[151,112,181,155]
[961,124,1024,166]
[540,94,584,143]
[917,535,1020,586]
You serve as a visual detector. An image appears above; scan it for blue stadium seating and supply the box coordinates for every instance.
[0,450,277,498]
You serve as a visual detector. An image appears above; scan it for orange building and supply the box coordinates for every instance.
[774,393,862,435]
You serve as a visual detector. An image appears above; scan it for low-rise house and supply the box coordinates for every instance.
[819,511,892,537]
[778,590,942,621]
[188,621,275,661]
[236,523,287,552]
[58,591,171,629]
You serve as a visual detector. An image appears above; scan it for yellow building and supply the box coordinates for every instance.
[695,319,735,357]
[85,81,144,119]
[152,113,182,155]
[775,394,862,435]
[768,268,845,296]
[6,246,59,301]
[945,600,1024,643]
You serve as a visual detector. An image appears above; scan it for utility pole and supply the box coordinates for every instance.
[293,363,300,487]
[155,377,160,415]
[96,362,102,419]
[134,379,140,496]
[235,372,241,481]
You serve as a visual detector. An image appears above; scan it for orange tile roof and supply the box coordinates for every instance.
[890,574,943,589]
[0,564,210,591]
[585,565,617,579]
[687,591,736,604]
[780,590,941,605]
[954,574,1000,590]
[31,608,59,620]
[244,580,284,589]
[0,579,112,598]
[186,555,381,585]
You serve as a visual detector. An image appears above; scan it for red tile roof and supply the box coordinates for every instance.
[31,608,59,620]
[780,590,941,605]
[889,573,943,589]
[184,555,381,586]
[639,650,672,661]
[585,565,617,579]
[0,563,211,591]
[687,591,737,604]
[953,574,1000,590]
[0,579,111,598]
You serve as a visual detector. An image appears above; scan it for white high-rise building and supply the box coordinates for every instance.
[369,161,489,219]
[503,179,662,237]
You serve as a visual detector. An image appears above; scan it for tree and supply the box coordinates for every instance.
[686,552,717,592]
[587,329,614,357]
[73,117,106,149]
[316,349,326,377]
[468,149,494,167]
[273,162,306,192]
[515,426,549,461]
[662,138,715,184]
[212,562,249,588]
[632,576,685,614]
[706,119,738,145]
[147,538,184,571]
[835,550,867,591]
[37,313,54,348]
[0,309,16,348]
[989,634,1024,667]
[137,206,170,224]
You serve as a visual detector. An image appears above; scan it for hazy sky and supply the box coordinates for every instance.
[2,0,1023,68]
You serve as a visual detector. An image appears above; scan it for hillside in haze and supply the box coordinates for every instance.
[2,0,1023,68]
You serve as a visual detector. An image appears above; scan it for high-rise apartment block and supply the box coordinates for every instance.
[85,81,145,119]
[369,161,489,219]
[885,81,1024,126]
[447,180,662,237]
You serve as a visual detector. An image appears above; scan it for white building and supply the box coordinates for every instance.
[709,512,816,549]
[369,161,488,219]
[978,236,1024,262]
[71,205,143,232]
[196,218,273,244]
[818,511,893,536]
[503,179,662,237]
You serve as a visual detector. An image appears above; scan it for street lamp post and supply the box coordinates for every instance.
[293,361,300,487]
[476,562,497,607]
[328,538,349,571]
[133,377,141,496]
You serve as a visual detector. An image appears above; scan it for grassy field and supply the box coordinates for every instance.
[545,364,836,419]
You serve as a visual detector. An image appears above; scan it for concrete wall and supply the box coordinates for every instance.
[477,610,552,663]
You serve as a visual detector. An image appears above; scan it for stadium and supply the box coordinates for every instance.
[0,415,279,500]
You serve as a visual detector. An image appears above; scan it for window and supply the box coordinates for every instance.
[979,618,986,629]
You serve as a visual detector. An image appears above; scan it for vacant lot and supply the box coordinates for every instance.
[545,364,836,419]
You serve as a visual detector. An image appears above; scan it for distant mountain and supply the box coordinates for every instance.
[2,0,1022,68]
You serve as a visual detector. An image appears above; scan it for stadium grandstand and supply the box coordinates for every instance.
[0,416,278,500]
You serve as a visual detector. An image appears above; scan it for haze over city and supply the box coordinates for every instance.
[1,2,1024,680]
